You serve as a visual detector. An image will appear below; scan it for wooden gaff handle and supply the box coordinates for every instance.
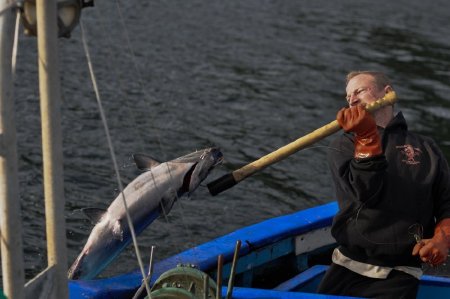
[207,91,397,196]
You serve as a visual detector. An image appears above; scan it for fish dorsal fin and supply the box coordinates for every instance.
[81,208,106,224]
[133,153,161,170]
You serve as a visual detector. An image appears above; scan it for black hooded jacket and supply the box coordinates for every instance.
[328,112,450,267]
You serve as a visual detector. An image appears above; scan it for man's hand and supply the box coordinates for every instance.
[412,237,448,266]
[336,105,382,159]
[412,219,450,266]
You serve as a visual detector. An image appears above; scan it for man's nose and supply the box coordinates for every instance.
[348,95,359,106]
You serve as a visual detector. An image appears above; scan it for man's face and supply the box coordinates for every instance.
[345,74,386,107]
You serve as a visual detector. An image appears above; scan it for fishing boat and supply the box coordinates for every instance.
[68,201,450,299]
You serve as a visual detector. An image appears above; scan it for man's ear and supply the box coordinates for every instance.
[384,85,393,94]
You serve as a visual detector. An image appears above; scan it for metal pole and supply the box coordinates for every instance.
[0,1,25,298]
[36,0,68,298]
[225,240,241,299]
[216,255,223,299]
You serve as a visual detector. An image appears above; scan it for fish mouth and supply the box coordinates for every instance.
[184,148,223,193]
[181,163,198,193]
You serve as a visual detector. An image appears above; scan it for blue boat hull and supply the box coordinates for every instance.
[69,202,450,298]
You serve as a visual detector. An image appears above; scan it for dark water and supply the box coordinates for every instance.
[5,0,450,284]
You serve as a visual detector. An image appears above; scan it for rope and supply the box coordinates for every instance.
[113,0,169,159]
[112,0,196,252]
[80,20,152,298]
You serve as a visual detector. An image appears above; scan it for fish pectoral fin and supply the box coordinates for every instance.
[81,208,107,224]
[158,190,177,219]
[112,219,124,242]
[133,153,161,170]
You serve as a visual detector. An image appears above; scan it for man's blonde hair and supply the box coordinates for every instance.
[346,71,392,90]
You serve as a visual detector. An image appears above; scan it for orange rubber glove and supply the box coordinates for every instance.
[336,105,382,159]
[412,219,450,266]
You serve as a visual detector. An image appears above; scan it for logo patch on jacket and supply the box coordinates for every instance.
[396,144,422,165]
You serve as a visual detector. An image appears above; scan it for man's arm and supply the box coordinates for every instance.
[329,105,387,206]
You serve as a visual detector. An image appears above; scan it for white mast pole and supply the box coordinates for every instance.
[35,0,68,298]
[0,1,25,298]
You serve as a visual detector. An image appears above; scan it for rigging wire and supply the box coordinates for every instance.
[112,0,196,251]
[113,0,169,159]
[89,5,147,155]
[79,20,152,297]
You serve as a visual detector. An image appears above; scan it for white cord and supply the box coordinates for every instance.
[11,3,20,79]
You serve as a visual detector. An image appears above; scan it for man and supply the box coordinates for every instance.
[318,71,450,298]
